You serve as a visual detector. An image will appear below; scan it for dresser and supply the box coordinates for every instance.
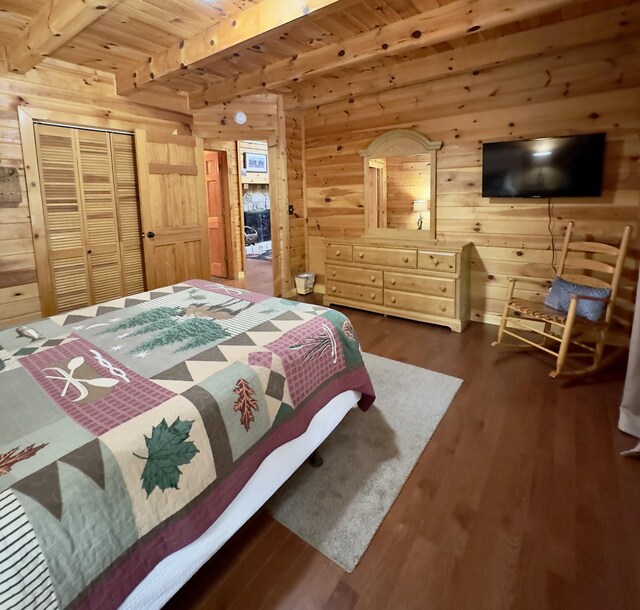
[323,237,471,332]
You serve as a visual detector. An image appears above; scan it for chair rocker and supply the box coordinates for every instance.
[491,222,632,378]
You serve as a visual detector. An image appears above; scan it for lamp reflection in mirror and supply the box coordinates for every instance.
[413,199,429,230]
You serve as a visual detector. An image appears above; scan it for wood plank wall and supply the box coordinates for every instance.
[302,36,640,324]
[0,59,191,328]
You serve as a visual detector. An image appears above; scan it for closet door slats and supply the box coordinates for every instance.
[35,126,91,312]
[34,124,144,313]
[112,133,144,296]
[77,129,124,304]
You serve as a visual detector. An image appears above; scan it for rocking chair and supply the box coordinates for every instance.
[491,222,632,378]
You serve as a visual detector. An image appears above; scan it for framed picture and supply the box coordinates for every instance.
[244,152,268,172]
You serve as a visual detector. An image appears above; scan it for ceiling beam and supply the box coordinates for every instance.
[5,0,121,74]
[115,0,350,95]
[294,4,640,108]
[188,0,581,109]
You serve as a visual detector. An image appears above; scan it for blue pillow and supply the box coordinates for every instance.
[544,277,611,322]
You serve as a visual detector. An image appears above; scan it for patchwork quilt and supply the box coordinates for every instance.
[0,280,375,609]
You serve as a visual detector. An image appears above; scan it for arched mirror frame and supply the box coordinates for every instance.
[359,129,442,241]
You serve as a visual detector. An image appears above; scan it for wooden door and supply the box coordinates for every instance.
[34,124,92,313]
[204,150,228,278]
[76,129,125,304]
[111,134,145,295]
[134,130,210,289]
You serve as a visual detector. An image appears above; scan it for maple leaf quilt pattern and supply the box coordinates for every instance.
[0,280,375,609]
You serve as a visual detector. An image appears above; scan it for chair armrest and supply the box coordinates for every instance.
[505,275,552,303]
[506,275,552,286]
[568,293,610,303]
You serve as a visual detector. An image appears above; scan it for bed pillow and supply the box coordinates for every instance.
[544,277,611,322]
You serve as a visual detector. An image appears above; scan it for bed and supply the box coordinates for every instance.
[0,279,375,609]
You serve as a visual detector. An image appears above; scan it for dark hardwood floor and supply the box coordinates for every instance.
[165,292,640,609]
[243,258,274,295]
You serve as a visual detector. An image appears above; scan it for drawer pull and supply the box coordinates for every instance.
[440,285,447,293]
[391,279,396,285]
[331,271,336,277]
[335,250,341,256]
[370,275,376,282]
[403,256,409,263]
[358,252,364,258]
[390,296,396,304]
[439,304,447,312]
[370,293,376,300]
[331,286,337,293]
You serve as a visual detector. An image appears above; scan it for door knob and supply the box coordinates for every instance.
[147,231,156,238]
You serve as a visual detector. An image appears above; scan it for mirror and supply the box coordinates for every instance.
[359,129,442,241]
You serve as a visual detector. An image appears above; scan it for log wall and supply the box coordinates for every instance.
[302,36,640,324]
[0,59,191,328]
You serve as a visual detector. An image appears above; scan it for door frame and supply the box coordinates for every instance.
[203,148,233,279]
[196,97,292,298]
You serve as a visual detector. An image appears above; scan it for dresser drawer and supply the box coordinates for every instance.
[326,244,352,262]
[326,281,383,305]
[353,246,417,269]
[327,265,382,287]
[385,272,456,297]
[418,250,457,274]
[385,290,455,318]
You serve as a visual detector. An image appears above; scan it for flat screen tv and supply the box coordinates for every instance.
[482,133,605,198]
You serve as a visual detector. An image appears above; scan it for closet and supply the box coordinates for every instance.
[34,124,145,313]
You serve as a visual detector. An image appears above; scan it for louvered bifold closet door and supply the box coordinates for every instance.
[34,125,92,312]
[111,134,144,295]
[34,125,145,315]
[76,130,125,304]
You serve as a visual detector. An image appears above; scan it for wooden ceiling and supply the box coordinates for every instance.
[0,0,637,110]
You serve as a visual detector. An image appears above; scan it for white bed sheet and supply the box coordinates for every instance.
[121,389,361,609]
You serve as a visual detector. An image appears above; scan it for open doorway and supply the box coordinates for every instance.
[239,140,273,295]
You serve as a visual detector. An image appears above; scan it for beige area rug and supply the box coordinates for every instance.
[266,352,462,572]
